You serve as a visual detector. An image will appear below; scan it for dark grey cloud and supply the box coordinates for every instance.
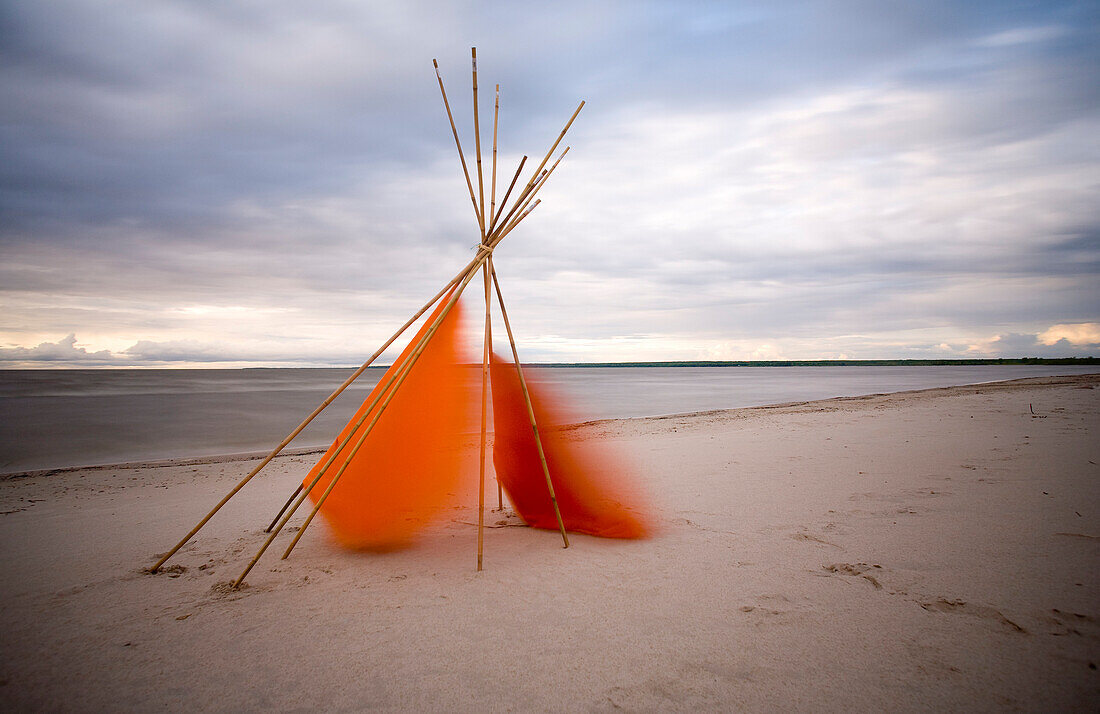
[5,0,1095,233]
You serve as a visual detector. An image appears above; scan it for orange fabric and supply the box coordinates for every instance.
[490,352,652,538]
[304,294,474,550]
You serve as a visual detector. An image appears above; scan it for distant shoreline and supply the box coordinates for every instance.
[1,357,1097,371]
[522,357,1100,368]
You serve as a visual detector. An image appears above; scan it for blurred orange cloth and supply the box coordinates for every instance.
[490,352,652,538]
[303,293,474,550]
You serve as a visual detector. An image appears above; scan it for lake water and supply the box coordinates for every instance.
[1,365,1096,473]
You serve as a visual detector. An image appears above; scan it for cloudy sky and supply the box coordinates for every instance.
[2,0,1098,367]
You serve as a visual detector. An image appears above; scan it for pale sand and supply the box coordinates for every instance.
[1,374,1098,712]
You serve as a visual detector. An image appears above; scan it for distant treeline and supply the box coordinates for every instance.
[528,358,1100,368]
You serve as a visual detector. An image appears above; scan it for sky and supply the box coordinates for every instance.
[1,0,1098,367]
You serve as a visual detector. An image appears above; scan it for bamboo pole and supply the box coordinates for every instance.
[150,255,481,573]
[490,266,569,547]
[433,58,482,227]
[499,199,541,240]
[496,102,582,231]
[471,48,489,558]
[501,170,545,227]
[278,265,482,564]
[490,85,503,512]
[233,266,483,586]
[471,48,486,240]
[489,170,541,238]
[486,99,582,236]
[492,100,582,240]
[490,83,500,227]
[479,196,537,256]
[491,146,569,240]
[265,484,302,533]
[527,101,583,189]
[489,156,527,235]
[477,256,492,571]
[520,147,569,212]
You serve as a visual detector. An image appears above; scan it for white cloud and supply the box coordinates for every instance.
[0,334,116,366]
[963,328,1100,358]
[975,26,1067,48]
[1038,322,1100,346]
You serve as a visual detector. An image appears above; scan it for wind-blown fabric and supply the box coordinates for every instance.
[303,294,474,550]
[489,351,651,539]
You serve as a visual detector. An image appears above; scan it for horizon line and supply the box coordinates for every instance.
[1,357,1098,371]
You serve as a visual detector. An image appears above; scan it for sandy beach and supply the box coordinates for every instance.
[1,374,1097,711]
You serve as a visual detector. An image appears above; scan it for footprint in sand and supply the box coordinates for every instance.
[792,532,842,549]
[920,598,1026,633]
[148,564,188,579]
[740,593,793,617]
[902,487,950,498]
[823,562,883,589]
[1045,608,1097,638]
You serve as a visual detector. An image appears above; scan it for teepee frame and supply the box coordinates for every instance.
[150,49,581,586]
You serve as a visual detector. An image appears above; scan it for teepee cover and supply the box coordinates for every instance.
[151,49,652,587]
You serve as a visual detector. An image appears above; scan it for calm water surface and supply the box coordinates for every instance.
[1,365,1095,473]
